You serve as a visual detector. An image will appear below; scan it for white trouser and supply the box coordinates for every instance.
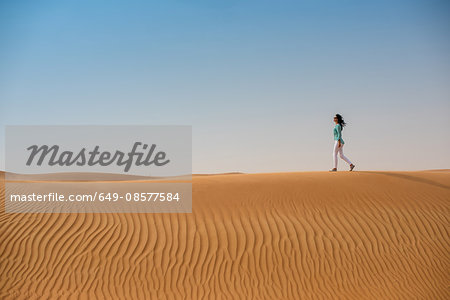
[333,141,352,169]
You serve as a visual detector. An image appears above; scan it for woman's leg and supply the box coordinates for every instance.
[338,145,353,165]
[333,141,339,169]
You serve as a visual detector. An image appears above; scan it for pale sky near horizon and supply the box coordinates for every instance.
[1,0,449,173]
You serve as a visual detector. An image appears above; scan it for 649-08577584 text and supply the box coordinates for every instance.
[9,192,181,202]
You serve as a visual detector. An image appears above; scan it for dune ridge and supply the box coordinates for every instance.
[0,171,449,299]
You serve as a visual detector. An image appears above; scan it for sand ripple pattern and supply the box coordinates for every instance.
[1,171,449,299]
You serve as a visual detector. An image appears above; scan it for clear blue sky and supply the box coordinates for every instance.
[1,0,449,173]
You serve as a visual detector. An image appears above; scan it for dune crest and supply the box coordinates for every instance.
[1,171,449,299]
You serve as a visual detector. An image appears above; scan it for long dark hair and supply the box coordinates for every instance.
[335,114,346,130]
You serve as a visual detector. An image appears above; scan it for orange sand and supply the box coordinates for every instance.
[1,171,449,299]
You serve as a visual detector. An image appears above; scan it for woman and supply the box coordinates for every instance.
[330,114,355,172]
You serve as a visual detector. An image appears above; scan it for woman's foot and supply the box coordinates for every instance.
[329,168,337,172]
[349,164,355,171]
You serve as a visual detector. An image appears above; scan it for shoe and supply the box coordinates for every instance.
[349,164,355,171]
[329,168,337,172]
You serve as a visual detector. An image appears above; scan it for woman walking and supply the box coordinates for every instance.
[330,114,355,172]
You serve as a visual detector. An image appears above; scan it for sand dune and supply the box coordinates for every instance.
[0,171,449,299]
[5,172,191,182]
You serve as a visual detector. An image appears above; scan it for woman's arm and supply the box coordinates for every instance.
[336,125,342,146]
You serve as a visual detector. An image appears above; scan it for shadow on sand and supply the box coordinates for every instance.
[369,171,450,191]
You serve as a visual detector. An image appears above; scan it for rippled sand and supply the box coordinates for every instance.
[1,171,449,299]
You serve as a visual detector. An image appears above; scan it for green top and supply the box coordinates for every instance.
[333,124,345,144]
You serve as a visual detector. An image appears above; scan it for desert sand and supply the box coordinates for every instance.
[0,171,449,299]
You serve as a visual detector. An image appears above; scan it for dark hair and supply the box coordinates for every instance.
[335,114,346,130]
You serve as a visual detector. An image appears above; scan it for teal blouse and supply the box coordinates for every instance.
[333,124,345,144]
